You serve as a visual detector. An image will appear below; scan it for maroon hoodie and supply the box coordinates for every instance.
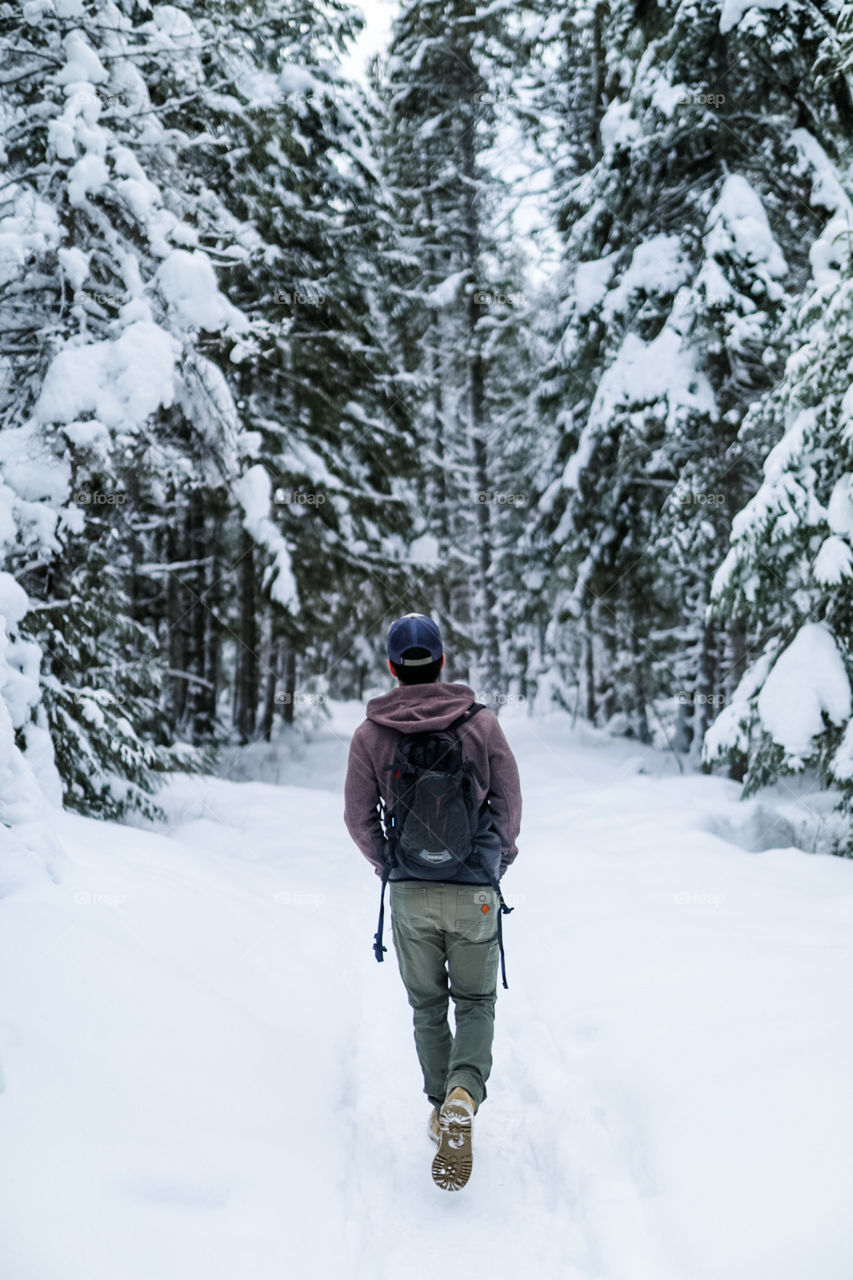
[343,681,522,879]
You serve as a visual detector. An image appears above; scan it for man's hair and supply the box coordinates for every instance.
[390,646,443,685]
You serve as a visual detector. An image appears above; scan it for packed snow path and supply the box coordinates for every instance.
[1,704,852,1280]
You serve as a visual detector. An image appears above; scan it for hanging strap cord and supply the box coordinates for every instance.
[372,795,397,964]
[485,872,513,990]
[373,869,389,963]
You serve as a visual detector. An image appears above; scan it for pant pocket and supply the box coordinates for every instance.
[390,882,429,932]
[453,886,498,941]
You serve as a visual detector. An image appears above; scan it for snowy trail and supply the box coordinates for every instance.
[1,705,852,1280]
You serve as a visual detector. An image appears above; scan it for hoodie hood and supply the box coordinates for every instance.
[365,681,476,733]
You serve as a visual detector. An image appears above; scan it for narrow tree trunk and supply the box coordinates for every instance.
[424,189,454,638]
[724,616,749,699]
[204,506,223,735]
[166,491,187,731]
[187,487,209,742]
[598,615,617,723]
[691,612,717,766]
[259,614,281,743]
[355,658,367,701]
[583,602,597,722]
[590,2,606,165]
[281,641,297,726]
[628,625,652,744]
[234,527,258,744]
[461,110,501,703]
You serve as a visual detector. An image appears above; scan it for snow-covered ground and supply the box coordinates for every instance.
[1,703,852,1280]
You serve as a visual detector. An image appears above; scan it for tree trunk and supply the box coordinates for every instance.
[187,487,209,742]
[583,602,597,722]
[691,613,717,767]
[259,614,279,742]
[461,108,501,704]
[724,616,749,699]
[280,641,297,727]
[672,697,692,754]
[166,491,187,731]
[234,527,258,744]
[629,626,652,744]
[204,508,223,735]
[590,2,606,165]
[598,614,617,723]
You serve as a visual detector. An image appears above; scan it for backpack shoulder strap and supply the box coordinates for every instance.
[444,702,487,787]
[445,701,486,735]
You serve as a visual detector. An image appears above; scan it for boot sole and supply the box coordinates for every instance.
[431,1109,473,1191]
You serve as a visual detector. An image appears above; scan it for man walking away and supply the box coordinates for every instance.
[343,612,522,1190]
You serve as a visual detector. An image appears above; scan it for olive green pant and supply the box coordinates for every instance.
[389,880,500,1110]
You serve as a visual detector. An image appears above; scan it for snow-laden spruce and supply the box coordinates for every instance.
[706,128,853,816]
[1,0,418,817]
[0,3,268,818]
[528,0,853,761]
[372,0,538,697]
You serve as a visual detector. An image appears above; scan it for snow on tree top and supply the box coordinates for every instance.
[828,475,853,538]
[34,320,179,429]
[601,234,687,322]
[0,190,62,287]
[790,131,853,290]
[156,250,249,334]
[791,130,853,220]
[705,175,787,286]
[423,270,469,309]
[234,467,298,610]
[813,535,853,585]
[573,255,617,318]
[719,0,787,36]
[55,29,108,85]
[599,100,641,152]
[757,622,851,759]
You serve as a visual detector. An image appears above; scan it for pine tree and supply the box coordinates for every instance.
[0,1,253,814]
[705,127,853,826]
[527,0,853,743]
[373,0,535,699]
[146,0,423,714]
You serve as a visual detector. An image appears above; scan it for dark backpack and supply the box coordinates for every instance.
[384,702,486,879]
[372,702,514,987]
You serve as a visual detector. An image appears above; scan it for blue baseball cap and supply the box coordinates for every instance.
[387,612,443,666]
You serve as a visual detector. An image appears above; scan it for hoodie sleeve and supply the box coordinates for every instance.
[343,724,387,877]
[485,713,522,876]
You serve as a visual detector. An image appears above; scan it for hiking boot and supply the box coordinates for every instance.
[428,1104,440,1145]
[431,1086,476,1191]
